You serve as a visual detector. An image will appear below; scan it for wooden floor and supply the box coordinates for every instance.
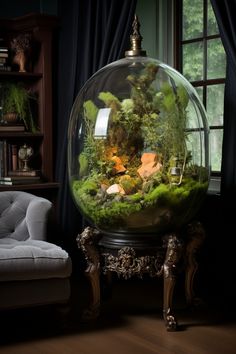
[0,276,236,354]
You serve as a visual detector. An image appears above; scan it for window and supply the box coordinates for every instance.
[176,0,226,173]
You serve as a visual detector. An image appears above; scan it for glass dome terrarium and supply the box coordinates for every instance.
[68,18,210,237]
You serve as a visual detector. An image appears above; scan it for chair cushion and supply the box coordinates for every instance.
[0,238,72,281]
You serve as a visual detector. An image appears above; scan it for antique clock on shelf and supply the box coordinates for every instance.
[68,16,210,330]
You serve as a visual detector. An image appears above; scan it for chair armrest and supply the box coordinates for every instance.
[26,198,52,241]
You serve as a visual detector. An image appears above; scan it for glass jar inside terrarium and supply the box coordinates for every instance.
[68,18,210,236]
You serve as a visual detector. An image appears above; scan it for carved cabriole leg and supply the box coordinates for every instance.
[76,226,101,320]
[163,234,183,331]
[185,221,206,306]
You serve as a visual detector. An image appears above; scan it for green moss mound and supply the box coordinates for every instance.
[71,177,208,233]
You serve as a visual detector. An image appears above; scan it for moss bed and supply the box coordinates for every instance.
[71,177,208,233]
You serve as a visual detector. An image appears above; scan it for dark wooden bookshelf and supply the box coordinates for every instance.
[0,13,59,197]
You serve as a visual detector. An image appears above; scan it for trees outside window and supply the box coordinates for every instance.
[176,0,226,173]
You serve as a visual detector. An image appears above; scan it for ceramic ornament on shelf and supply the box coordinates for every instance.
[11,33,32,72]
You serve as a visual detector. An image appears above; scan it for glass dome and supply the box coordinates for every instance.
[68,55,210,236]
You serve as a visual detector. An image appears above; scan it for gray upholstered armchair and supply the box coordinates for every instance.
[0,191,72,310]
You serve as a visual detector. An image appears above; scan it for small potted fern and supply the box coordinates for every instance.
[1,82,37,132]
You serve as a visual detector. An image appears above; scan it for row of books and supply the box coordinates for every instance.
[0,45,11,72]
[0,140,41,185]
[0,175,41,185]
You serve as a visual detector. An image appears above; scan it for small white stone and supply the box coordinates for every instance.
[106,183,125,195]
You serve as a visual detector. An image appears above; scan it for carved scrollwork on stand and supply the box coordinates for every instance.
[102,246,164,279]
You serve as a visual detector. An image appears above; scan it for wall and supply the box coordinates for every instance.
[136,0,158,59]
[136,0,174,66]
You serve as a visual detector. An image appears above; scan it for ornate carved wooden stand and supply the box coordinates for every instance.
[76,221,205,331]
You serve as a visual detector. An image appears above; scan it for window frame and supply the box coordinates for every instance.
[174,0,225,177]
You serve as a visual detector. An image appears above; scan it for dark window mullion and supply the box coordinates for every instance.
[209,126,224,130]
[202,40,207,108]
[178,0,183,72]
[181,34,220,46]
[191,78,225,86]
[203,0,208,38]
[203,0,208,108]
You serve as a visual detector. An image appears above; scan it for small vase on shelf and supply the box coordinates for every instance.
[11,33,31,73]
[13,50,27,72]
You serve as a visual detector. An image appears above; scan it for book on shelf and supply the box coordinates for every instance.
[0,176,41,185]
[0,124,25,132]
[11,145,17,171]
[0,140,7,178]
[0,47,8,53]
[0,43,9,70]
[0,66,11,72]
[7,169,41,177]
[0,53,8,58]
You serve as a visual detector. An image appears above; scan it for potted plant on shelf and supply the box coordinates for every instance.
[1,82,37,132]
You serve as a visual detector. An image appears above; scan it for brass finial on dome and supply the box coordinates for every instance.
[125,14,147,57]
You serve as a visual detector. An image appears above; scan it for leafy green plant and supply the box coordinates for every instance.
[1,82,37,132]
